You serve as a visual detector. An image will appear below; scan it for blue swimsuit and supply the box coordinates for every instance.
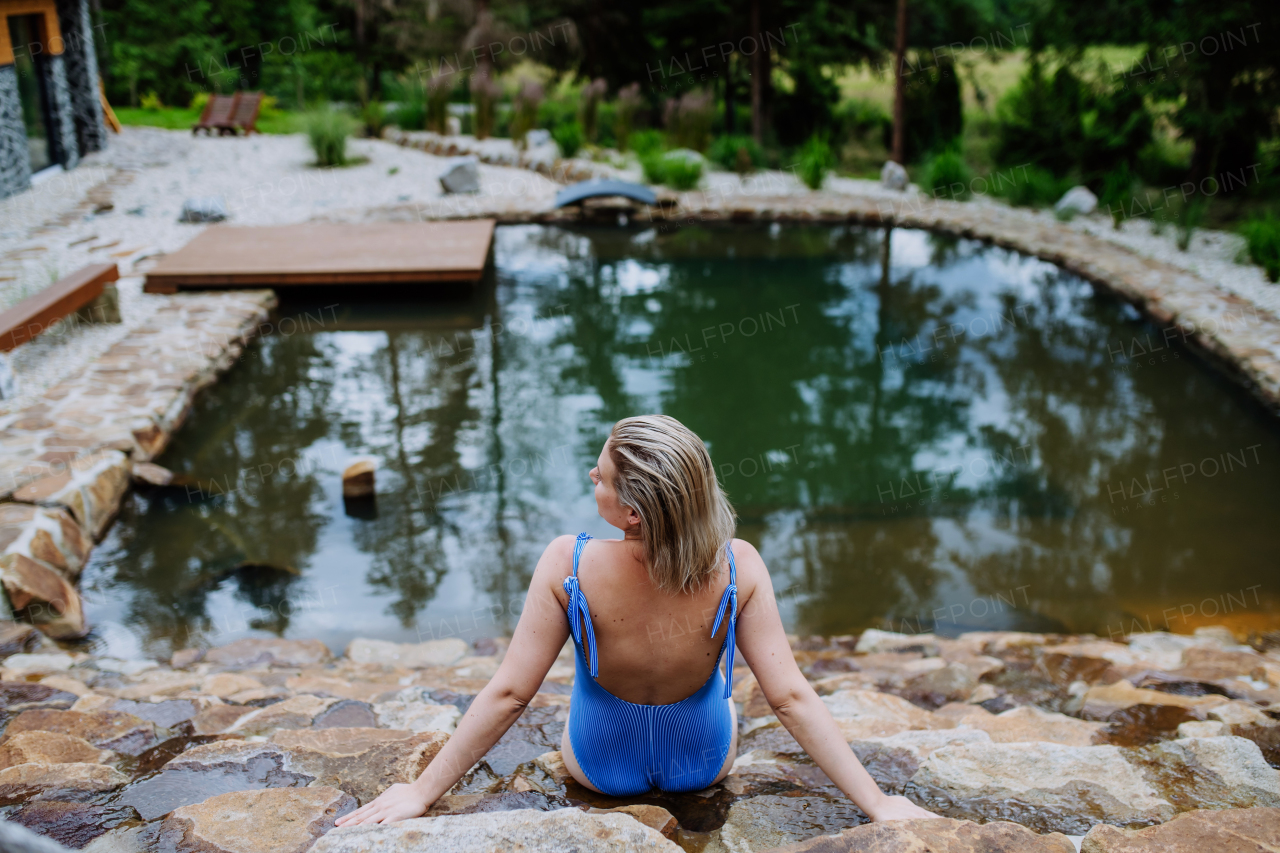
[562,532,739,796]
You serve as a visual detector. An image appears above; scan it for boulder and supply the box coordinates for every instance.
[159,786,355,853]
[0,553,88,639]
[588,805,677,839]
[901,662,977,706]
[3,708,159,755]
[439,158,481,194]
[906,741,1175,835]
[13,450,130,540]
[765,818,1077,852]
[938,703,1105,746]
[709,795,867,851]
[821,689,944,731]
[271,727,448,804]
[374,689,461,733]
[849,729,992,794]
[114,741,316,821]
[1132,736,1280,810]
[227,694,340,736]
[1079,806,1280,852]
[0,762,129,804]
[204,638,332,669]
[0,681,78,712]
[312,808,681,853]
[1054,186,1098,218]
[0,503,91,580]
[179,196,229,224]
[880,160,909,192]
[346,638,468,669]
[0,731,106,768]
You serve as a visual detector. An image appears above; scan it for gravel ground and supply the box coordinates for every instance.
[0,127,1275,413]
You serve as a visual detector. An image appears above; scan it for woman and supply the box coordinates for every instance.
[337,415,939,825]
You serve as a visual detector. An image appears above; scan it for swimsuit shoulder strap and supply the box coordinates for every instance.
[711,539,739,699]
[563,533,598,676]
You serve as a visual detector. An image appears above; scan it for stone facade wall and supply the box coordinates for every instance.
[54,0,107,156]
[40,54,80,170]
[0,65,33,200]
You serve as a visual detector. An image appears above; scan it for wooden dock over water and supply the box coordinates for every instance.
[144,220,495,293]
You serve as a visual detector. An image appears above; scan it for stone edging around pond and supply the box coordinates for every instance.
[377,137,1280,419]
[0,290,276,639]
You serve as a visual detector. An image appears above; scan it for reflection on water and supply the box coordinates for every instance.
[80,224,1280,659]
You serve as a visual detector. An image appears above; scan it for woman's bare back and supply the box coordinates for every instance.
[552,536,741,705]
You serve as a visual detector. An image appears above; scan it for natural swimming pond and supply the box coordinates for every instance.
[81,224,1280,659]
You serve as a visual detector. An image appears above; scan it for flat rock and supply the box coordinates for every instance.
[131,462,174,487]
[204,638,332,669]
[1130,736,1280,810]
[906,741,1175,835]
[0,620,40,657]
[855,630,939,655]
[312,699,379,728]
[159,786,355,853]
[0,762,130,804]
[709,794,867,852]
[114,741,315,821]
[1083,681,1228,720]
[227,694,339,736]
[822,689,945,730]
[15,450,130,540]
[0,813,88,853]
[588,804,678,839]
[849,729,992,794]
[766,817,1077,852]
[201,673,265,699]
[0,730,106,768]
[0,503,91,580]
[9,800,138,848]
[278,727,448,804]
[1080,806,1280,852]
[938,703,1106,746]
[1,553,87,638]
[0,680,78,711]
[311,807,680,853]
[901,662,977,706]
[374,689,461,732]
[346,638,468,669]
[4,708,159,754]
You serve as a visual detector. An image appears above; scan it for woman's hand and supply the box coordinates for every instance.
[867,794,942,822]
[334,783,431,827]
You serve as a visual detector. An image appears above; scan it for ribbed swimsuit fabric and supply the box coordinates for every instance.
[562,532,739,796]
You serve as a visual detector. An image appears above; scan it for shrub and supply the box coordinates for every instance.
[471,73,500,140]
[629,129,664,157]
[140,91,163,111]
[662,154,703,190]
[901,58,963,162]
[1241,213,1280,282]
[512,79,544,147]
[924,146,973,200]
[394,91,427,131]
[189,92,209,112]
[640,151,667,185]
[1177,196,1207,251]
[614,83,643,151]
[361,101,387,138]
[1098,163,1136,228]
[664,90,714,152]
[709,135,764,174]
[580,78,607,143]
[553,120,584,158]
[304,109,356,167]
[797,136,834,190]
[989,165,1071,208]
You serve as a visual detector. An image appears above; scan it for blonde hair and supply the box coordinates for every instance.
[607,415,737,595]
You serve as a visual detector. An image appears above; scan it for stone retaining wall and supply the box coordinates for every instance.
[0,290,276,637]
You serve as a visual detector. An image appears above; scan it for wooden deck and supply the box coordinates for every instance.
[144,220,495,293]
[0,263,119,352]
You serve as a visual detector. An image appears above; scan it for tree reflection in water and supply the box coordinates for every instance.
[80,225,1280,658]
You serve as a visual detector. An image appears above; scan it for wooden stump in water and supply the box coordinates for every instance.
[342,460,377,499]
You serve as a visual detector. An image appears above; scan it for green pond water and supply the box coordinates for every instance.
[81,224,1280,659]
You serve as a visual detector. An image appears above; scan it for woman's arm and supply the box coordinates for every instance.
[336,536,575,826]
[732,540,939,822]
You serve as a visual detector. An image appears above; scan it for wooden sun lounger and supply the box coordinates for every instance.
[192,94,236,135]
[0,264,119,352]
[222,92,262,135]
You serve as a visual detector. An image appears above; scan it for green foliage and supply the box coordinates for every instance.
[924,146,973,200]
[1177,196,1207,251]
[902,59,964,162]
[837,99,892,148]
[708,135,764,174]
[1098,163,1136,228]
[773,62,842,147]
[614,83,643,151]
[553,121,584,158]
[989,165,1072,208]
[304,109,355,167]
[471,74,500,140]
[512,79,545,146]
[580,78,607,144]
[140,91,164,111]
[1241,214,1280,282]
[361,101,387,138]
[393,92,427,131]
[797,136,834,190]
[993,58,1152,190]
[426,76,452,134]
[641,151,703,190]
[629,130,664,157]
